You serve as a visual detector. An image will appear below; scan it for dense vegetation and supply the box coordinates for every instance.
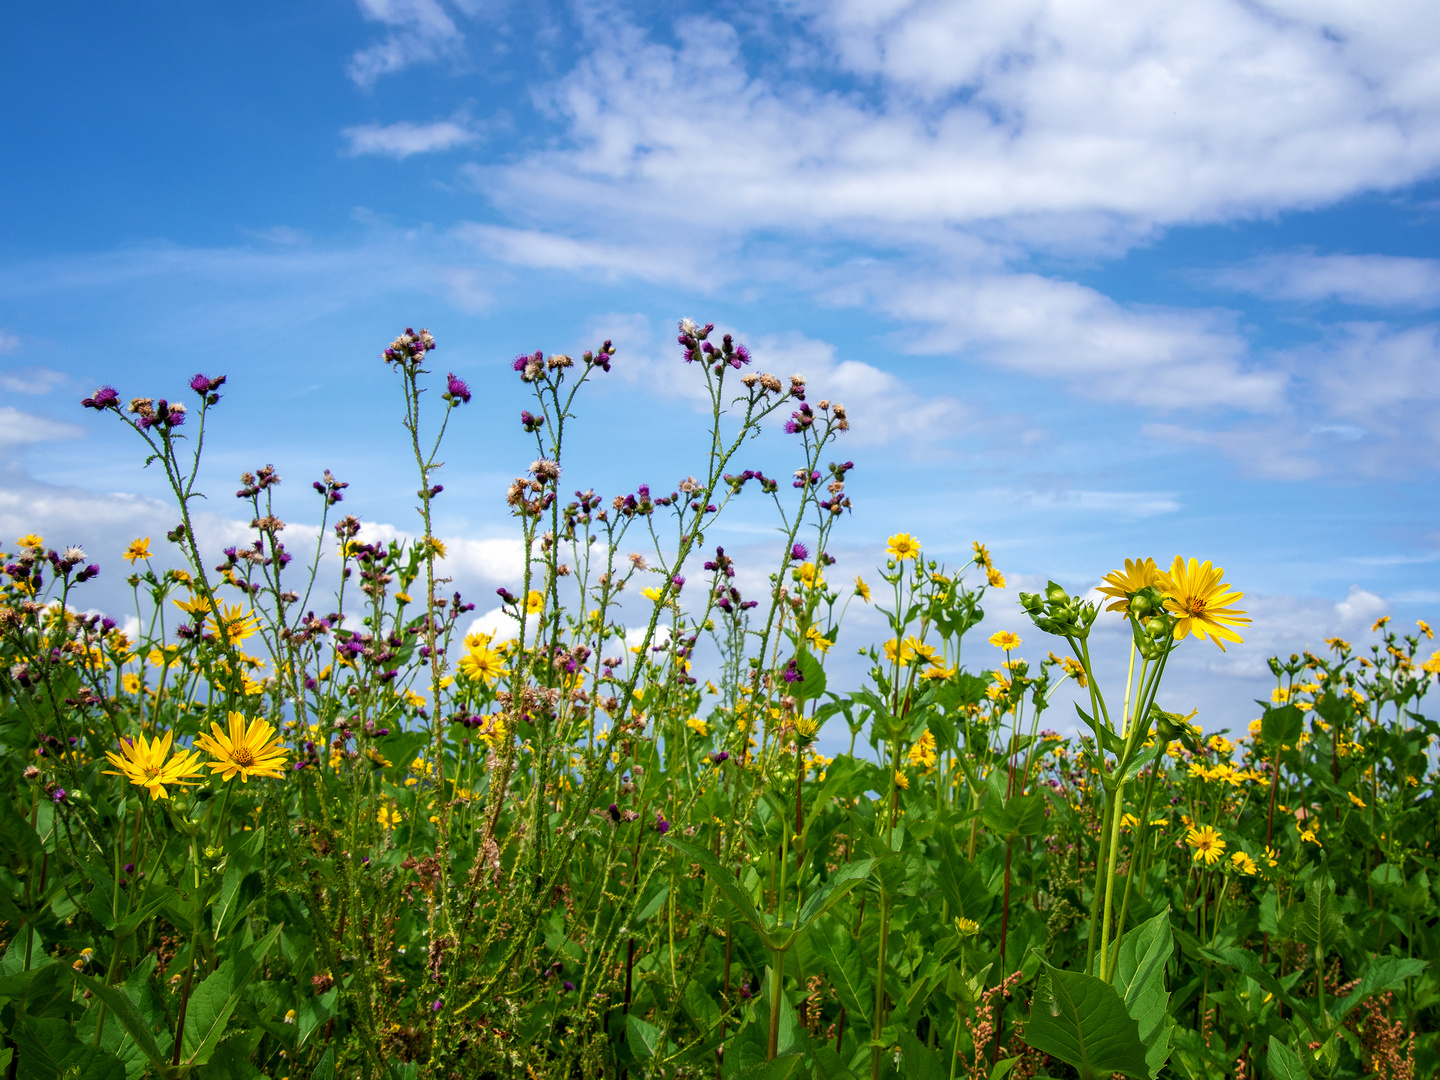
[1,322,1436,1079]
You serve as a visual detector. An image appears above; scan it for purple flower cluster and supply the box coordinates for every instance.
[721,469,779,495]
[80,385,120,410]
[519,410,544,433]
[188,373,227,402]
[311,470,349,506]
[382,327,436,367]
[784,403,815,435]
[444,373,471,405]
[612,484,655,518]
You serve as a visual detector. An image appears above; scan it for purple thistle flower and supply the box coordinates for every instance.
[711,751,730,764]
[445,373,472,404]
[51,788,67,804]
[431,999,443,1012]
[563,980,575,992]
[732,343,751,367]
[791,543,808,561]
[189,373,211,394]
[671,575,685,590]
[654,813,670,835]
[82,385,120,410]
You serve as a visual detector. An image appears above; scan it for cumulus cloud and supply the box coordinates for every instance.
[343,119,478,159]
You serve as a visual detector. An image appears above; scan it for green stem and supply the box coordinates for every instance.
[767,950,786,1061]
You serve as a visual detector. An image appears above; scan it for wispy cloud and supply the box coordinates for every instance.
[347,0,463,87]
[0,407,84,447]
[344,119,478,159]
[1213,252,1440,308]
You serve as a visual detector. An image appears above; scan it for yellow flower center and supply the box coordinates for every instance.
[232,747,256,767]
[143,765,161,780]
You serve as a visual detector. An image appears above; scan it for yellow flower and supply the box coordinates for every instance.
[1161,558,1250,651]
[1186,825,1227,866]
[206,603,260,645]
[123,538,152,564]
[15,534,43,550]
[1097,558,1165,614]
[922,662,956,680]
[394,592,412,605]
[195,712,290,782]
[1120,813,1140,830]
[886,533,920,561]
[103,731,205,801]
[1048,653,1087,687]
[907,636,938,666]
[893,770,910,790]
[1298,827,1321,847]
[805,625,832,654]
[986,567,1006,589]
[797,562,822,587]
[1423,651,1440,675]
[1263,845,1280,868]
[525,589,544,615]
[972,542,992,569]
[1208,734,1234,755]
[1248,718,1263,738]
[120,672,143,695]
[173,593,211,616]
[377,805,402,829]
[955,917,981,937]
[1348,791,1366,809]
[426,537,448,559]
[1419,620,1434,641]
[641,585,665,602]
[854,576,871,602]
[403,690,426,709]
[458,645,507,684]
[989,630,1021,650]
[883,638,915,667]
[1230,851,1258,876]
[685,717,710,737]
[907,730,938,769]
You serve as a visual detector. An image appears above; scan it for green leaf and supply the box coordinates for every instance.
[1111,908,1174,1078]
[809,915,872,1036]
[311,1046,336,1080]
[897,1030,947,1080]
[1295,874,1341,955]
[663,837,774,948]
[0,797,42,863]
[794,858,874,931]
[180,924,282,1065]
[1260,705,1304,749]
[935,832,994,923]
[981,774,1046,838]
[1265,1035,1311,1079]
[13,1016,127,1080]
[1198,948,1316,1034]
[1025,963,1152,1080]
[626,1014,665,1060]
[1328,956,1428,1024]
[791,651,828,703]
[635,885,670,925]
[69,970,171,1070]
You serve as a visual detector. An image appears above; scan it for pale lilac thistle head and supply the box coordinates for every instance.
[382,327,436,367]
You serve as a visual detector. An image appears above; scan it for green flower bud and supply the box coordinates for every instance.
[1146,616,1169,639]
[1045,581,1069,604]
[1129,592,1152,617]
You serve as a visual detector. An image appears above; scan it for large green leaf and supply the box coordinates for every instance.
[1265,1035,1311,1079]
[1025,963,1151,1080]
[1260,705,1304,749]
[791,651,828,703]
[663,837,772,948]
[1295,874,1342,955]
[180,925,282,1065]
[793,858,874,932]
[1328,956,1428,1024]
[809,915,872,1035]
[626,1014,665,1060]
[13,1016,126,1080]
[1111,908,1174,1078]
[897,1030,947,1080]
[70,969,172,1071]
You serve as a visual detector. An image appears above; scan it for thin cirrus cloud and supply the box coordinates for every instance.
[1211,252,1440,309]
[344,119,479,159]
[347,0,463,87]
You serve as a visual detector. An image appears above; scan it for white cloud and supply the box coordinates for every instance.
[347,0,463,87]
[1214,252,1440,308]
[344,120,478,159]
[0,408,84,446]
[0,331,18,353]
[439,537,525,583]
[1334,584,1388,627]
[0,366,66,396]
[1003,488,1181,519]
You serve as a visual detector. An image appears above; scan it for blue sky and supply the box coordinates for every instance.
[3,0,1439,734]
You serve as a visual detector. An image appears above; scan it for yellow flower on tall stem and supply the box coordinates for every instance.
[122,537,152,564]
[103,731,205,800]
[1186,824,1227,865]
[195,712,290,782]
[206,603,260,646]
[1162,558,1250,651]
[885,533,920,561]
[1096,558,1165,614]
[989,630,1021,650]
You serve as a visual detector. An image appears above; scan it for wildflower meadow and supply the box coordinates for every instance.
[3,322,1438,1080]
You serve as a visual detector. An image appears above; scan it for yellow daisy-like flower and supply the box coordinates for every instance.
[989,630,1021,650]
[1230,851,1258,876]
[120,672,143,696]
[103,730,205,801]
[403,690,426,709]
[1298,827,1321,847]
[122,537,151,564]
[797,562,823,588]
[173,593,212,617]
[1186,825,1227,866]
[883,638,915,667]
[1348,791,1366,809]
[972,541,992,569]
[1208,734,1234,755]
[194,712,290,782]
[1096,558,1165,614]
[986,567,1006,589]
[1161,558,1250,651]
[1263,845,1280,869]
[425,537,448,559]
[886,533,920,561]
[15,534,43,551]
[206,603,260,645]
[377,805,402,829]
[394,592,412,605]
[854,576,871,602]
[907,730,938,769]
[1422,651,1440,675]
[525,589,544,615]
[685,717,710,737]
[805,625,832,654]
[955,917,981,937]
[1418,620,1433,641]
[458,644,507,684]
[893,770,910,790]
